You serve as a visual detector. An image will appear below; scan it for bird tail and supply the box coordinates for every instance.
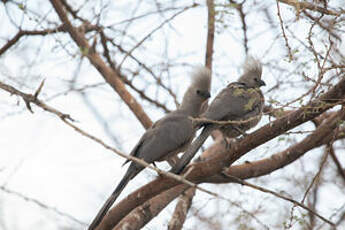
[171,124,215,174]
[88,164,142,230]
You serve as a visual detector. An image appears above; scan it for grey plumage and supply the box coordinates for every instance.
[88,66,211,230]
[171,57,265,174]
[204,57,264,138]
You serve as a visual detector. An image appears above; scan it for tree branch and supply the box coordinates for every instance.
[106,104,345,229]
[168,187,196,230]
[49,0,153,128]
[205,0,215,70]
[222,174,335,226]
[329,144,345,185]
[0,185,86,226]
[209,109,345,183]
[0,79,228,230]
[278,0,344,16]
[99,75,345,229]
[113,185,189,230]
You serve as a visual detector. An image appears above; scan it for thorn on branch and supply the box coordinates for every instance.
[34,79,45,98]
[24,79,46,113]
[60,113,75,122]
[24,98,34,113]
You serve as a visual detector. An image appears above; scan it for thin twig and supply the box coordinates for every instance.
[50,0,153,128]
[0,80,227,202]
[276,0,293,61]
[329,146,345,185]
[0,185,86,226]
[118,3,198,68]
[222,174,335,227]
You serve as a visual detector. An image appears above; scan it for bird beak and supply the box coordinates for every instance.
[259,80,266,87]
[205,91,211,98]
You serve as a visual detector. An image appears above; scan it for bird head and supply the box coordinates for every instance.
[191,66,212,100]
[237,56,266,88]
[180,66,212,116]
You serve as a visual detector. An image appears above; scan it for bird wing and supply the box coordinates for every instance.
[125,111,193,165]
[203,83,263,121]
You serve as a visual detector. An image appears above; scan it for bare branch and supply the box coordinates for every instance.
[98,31,171,112]
[329,145,345,185]
[0,185,86,226]
[113,185,189,230]
[229,0,248,54]
[0,81,74,120]
[118,3,199,68]
[0,80,235,230]
[276,0,293,61]
[49,0,153,129]
[210,108,345,183]
[279,0,344,16]
[168,187,196,230]
[205,0,215,69]
[0,26,64,56]
[99,76,345,229]
[125,103,345,228]
[221,174,335,227]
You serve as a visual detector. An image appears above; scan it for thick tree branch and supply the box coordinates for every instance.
[99,31,171,113]
[49,0,153,128]
[167,0,216,227]
[209,109,345,183]
[0,80,226,230]
[113,185,189,230]
[98,76,345,229]
[108,39,179,107]
[168,187,196,230]
[122,1,217,227]
[1,1,344,229]
[109,106,345,229]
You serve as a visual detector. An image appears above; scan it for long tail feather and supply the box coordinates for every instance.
[88,165,141,230]
[171,124,216,174]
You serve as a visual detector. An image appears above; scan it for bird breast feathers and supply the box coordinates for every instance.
[229,84,263,112]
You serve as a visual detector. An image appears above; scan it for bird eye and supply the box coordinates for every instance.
[196,89,201,94]
[254,78,258,81]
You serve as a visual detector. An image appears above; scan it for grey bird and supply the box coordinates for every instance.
[88,67,212,230]
[171,57,265,174]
